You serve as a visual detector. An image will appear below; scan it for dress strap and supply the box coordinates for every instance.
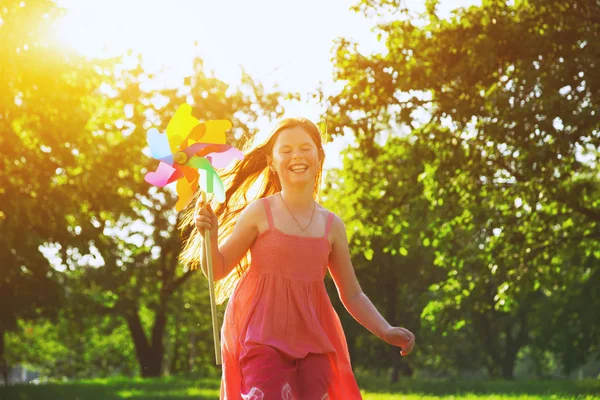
[324,212,334,238]
[262,197,274,229]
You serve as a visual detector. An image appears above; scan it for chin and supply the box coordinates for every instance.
[284,175,316,186]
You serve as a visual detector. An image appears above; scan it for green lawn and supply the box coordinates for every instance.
[0,376,598,399]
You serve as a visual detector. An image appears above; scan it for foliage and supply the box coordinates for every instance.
[1,0,286,379]
[323,135,444,379]
[3,0,600,381]
[323,0,600,378]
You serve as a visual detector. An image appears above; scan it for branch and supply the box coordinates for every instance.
[571,203,600,223]
[167,269,196,296]
[524,230,600,263]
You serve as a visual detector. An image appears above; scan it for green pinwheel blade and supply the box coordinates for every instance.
[186,156,226,203]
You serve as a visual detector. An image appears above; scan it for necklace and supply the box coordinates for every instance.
[279,192,316,232]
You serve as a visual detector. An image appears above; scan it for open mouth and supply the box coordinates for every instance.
[289,164,309,173]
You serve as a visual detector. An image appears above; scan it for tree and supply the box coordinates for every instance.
[323,135,443,380]
[1,0,289,379]
[324,0,600,378]
[49,56,287,377]
[0,0,104,383]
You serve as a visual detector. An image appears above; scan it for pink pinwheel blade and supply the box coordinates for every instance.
[145,162,183,187]
[184,143,244,169]
[205,147,244,169]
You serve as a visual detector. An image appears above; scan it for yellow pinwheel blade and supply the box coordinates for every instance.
[175,177,196,212]
[166,104,200,154]
[187,120,232,145]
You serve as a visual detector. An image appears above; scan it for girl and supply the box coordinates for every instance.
[181,118,415,400]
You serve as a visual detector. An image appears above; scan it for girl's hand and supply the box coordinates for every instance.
[195,200,218,240]
[383,326,415,356]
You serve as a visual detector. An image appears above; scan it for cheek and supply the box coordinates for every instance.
[309,151,321,166]
[274,154,289,169]
[273,157,289,175]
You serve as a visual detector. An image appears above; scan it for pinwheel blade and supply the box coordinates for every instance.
[175,177,197,212]
[204,146,244,169]
[166,104,200,153]
[144,162,183,187]
[146,128,173,161]
[183,143,244,169]
[179,164,199,183]
[186,120,231,145]
[186,156,226,203]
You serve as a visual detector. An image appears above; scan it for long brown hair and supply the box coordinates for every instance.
[178,117,326,304]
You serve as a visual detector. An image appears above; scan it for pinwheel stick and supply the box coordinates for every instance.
[201,191,222,365]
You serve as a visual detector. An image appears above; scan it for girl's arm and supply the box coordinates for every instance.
[196,199,264,281]
[328,214,415,356]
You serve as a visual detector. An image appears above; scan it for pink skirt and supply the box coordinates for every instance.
[238,345,334,399]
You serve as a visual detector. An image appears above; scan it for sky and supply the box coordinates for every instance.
[55,0,480,169]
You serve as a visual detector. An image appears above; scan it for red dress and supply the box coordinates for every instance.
[220,197,362,399]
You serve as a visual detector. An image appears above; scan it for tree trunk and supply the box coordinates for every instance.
[149,307,167,377]
[475,311,502,378]
[125,309,165,378]
[0,326,8,387]
[500,327,518,380]
[486,363,500,378]
[189,327,196,373]
[477,307,529,380]
[168,310,181,375]
[500,308,529,380]
[501,353,516,380]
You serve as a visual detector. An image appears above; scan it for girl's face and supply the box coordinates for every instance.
[269,126,321,187]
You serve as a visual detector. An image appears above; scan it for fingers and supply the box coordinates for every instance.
[401,336,415,356]
[398,327,415,356]
[401,328,415,341]
[195,200,215,217]
[195,206,213,231]
[195,213,212,232]
[195,194,206,211]
[194,198,217,235]
[384,327,415,356]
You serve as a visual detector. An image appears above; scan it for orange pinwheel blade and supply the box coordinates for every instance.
[179,164,199,183]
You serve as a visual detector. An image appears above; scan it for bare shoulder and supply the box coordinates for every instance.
[317,204,342,224]
[329,212,346,235]
[317,205,346,245]
[239,198,266,221]
[229,198,264,233]
[241,197,271,234]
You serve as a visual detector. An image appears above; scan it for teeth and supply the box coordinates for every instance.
[290,165,308,172]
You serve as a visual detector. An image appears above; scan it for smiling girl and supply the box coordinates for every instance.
[180,118,415,400]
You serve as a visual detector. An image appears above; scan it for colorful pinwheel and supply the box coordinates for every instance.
[144,104,244,365]
[144,103,244,211]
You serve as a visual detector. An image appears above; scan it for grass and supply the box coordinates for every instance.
[0,375,598,399]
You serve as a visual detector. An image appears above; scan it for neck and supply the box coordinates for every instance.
[280,185,314,210]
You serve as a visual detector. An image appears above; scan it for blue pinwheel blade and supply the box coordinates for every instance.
[147,128,173,161]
